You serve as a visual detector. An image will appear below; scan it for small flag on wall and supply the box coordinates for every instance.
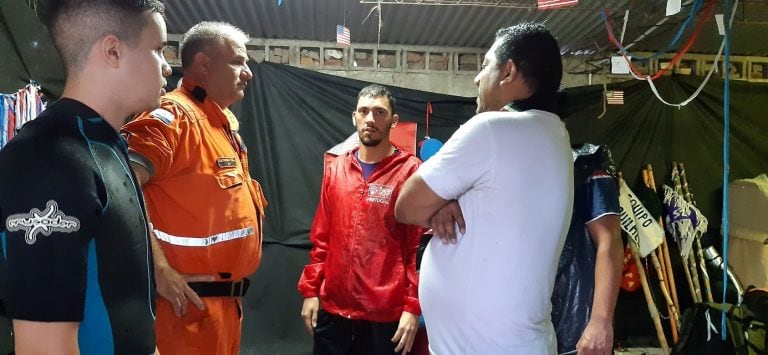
[606,90,625,105]
[336,25,351,47]
[538,0,578,10]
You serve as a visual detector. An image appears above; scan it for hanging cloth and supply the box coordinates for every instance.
[0,94,7,149]
[0,81,47,149]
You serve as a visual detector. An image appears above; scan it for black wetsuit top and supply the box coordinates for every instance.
[0,98,156,354]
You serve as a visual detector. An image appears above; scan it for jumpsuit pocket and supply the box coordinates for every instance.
[214,170,244,189]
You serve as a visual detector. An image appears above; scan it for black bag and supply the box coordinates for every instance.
[674,302,767,355]
[744,287,768,324]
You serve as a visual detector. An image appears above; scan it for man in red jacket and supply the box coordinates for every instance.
[298,84,423,355]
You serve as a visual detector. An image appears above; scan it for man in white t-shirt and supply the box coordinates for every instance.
[395,23,573,354]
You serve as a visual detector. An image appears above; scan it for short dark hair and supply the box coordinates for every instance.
[494,23,562,95]
[37,0,165,74]
[357,84,396,114]
[179,22,249,70]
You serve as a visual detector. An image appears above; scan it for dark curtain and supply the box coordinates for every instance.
[235,64,768,253]
[564,75,768,246]
[563,76,768,345]
[233,62,476,247]
[230,62,475,352]
[229,64,767,352]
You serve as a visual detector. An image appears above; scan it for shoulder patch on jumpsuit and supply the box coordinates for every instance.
[150,108,175,125]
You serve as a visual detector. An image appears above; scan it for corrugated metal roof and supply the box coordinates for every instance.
[163,0,768,56]
[3,0,767,95]
[628,0,768,57]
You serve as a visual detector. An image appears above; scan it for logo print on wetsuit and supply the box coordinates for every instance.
[366,184,394,204]
[6,200,81,245]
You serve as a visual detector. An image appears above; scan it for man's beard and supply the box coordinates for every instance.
[359,135,382,147]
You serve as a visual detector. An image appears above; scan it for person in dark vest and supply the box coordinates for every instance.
[551,144,622,355]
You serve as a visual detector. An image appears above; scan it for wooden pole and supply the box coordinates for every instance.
[631,242,671,355]
[647,169,670,288]
[643,166,680,343]
[620,174,670,354]
[673,163,703,303]
[679,163,714,303]
[643,169,668,285]
[671,163,699,303]
[646,164,680,313]
[688,253,702,303]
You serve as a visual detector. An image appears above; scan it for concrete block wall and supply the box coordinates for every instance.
[165,35,768,97]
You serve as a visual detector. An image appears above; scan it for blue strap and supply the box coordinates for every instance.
[721,0,732,340]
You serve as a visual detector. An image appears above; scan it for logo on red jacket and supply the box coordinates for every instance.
[367,184,394,204]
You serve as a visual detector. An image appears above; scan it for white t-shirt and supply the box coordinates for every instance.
[418,110,573,355]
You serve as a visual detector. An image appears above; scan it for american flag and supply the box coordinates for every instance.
[538,0,578,10]
[336,25,350,47]
[606,90,625,105]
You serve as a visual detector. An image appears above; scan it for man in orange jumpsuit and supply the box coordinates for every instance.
[122,21,267,355]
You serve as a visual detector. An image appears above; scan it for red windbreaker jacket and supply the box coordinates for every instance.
[298,147,423,322]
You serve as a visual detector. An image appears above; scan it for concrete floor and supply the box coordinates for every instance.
[0,320,665,355]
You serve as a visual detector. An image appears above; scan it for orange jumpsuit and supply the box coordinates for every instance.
[122,79,267,355]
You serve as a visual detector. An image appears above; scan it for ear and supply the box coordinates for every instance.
[194,52,211,73]
[390,113,400,128]
[352,112,357,127]
[97,35,122,69]
[499,59,516,86]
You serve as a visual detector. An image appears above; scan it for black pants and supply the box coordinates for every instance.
[313,309,402,355]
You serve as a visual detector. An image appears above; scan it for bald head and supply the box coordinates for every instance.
[38,0,165,75]
[179,21,249,70]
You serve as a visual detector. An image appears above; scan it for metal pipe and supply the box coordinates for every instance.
[702,245,745,304]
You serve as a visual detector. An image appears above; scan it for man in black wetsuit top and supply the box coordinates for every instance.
[0,0,171,353]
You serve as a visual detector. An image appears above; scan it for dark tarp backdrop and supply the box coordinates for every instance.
[564,75,768,246]
[561,75,768,345]
[227,63,767,352]
[229,62,476,353]
[238,63,477,248]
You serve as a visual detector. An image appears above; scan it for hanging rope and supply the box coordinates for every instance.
[597,66,608,119]
[602,0,738,108]
[721,0,733,340]
[362,1,383,47]
[633,0,706,61]
[424,101,432,138]
[602,0,715,81]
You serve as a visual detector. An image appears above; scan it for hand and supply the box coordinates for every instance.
[429,200,465,244]
[154,264,214,317]
[391,311,419,355]
[576,318,613,355]
[301,297,320,336]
